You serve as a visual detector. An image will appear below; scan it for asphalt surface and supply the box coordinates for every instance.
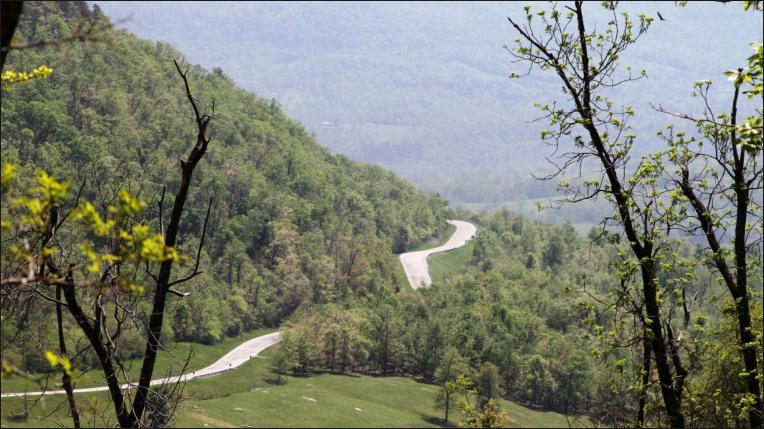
[1,332,282,398]
[399,219,477,289]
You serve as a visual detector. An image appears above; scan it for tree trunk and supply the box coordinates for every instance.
[130,60,212,427]
[640,262,684,427]
[733,288,762,427]
[1,2,23,69]
[56,285,80,428]
[444,389,450,423]
[733,151,762,428]
[637,324,652,427]
[62,282,131,427]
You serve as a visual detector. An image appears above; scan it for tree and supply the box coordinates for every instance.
[455,375,509,428]
[437,379,461,425]
[653,38,763,427]
[434,347,468,423]
[522,355,556,408]
[279,313,321,375]
[474,362,501,410]
[271,346,291,385]
[506,2,687,426]
[1,57,214,428]
[368,303,403,374]
[468,399,510,429]
[554,350,592,414]
[541,234,564,269]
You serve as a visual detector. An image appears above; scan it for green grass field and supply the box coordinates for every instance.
[2,341,589,428]
[174,346,590,428]
[428,240,475,284]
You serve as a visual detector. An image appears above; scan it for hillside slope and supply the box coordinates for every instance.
[1,0,446,365]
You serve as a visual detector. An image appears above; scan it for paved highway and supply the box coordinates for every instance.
[399,219,477,289]
[1,332,282,398]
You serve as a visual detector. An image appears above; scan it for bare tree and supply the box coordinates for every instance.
[128,59,214,427]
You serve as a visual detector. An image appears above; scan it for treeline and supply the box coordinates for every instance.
[274,208,762,426]
[1,1,447,370]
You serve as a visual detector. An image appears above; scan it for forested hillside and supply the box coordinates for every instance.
[275,207,761,426]
[1,1,446,368]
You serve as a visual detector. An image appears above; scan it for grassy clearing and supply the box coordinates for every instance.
[428,240,475,284]
[2,344,589,428]
[1,328,276,394]
[174,346,588,428]
[176,354,445,427]
[501,401,590,428]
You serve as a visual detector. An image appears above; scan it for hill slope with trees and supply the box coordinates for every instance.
[1,0,446,379]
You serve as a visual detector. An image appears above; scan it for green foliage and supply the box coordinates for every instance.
[2,161,173,295]
[682,298,764,427]
[454,375,510,428]
[462,399,509,429]
[434,347,468,423]
[3,2,760,427]
[274,208,659,421]
[1,66,53,90]
[475,362,501,409]
[1,0,446,366]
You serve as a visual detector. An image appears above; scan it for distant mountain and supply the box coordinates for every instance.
[96,1,762,207]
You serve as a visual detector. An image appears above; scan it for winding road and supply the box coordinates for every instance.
[399,219,477,289]
[2,220,476,398]
[1,332,282,398]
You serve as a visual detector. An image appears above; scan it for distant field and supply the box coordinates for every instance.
[452,197,606,235]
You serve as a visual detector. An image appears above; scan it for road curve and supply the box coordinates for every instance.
[1,331,282,398]
[399,219,477,289]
